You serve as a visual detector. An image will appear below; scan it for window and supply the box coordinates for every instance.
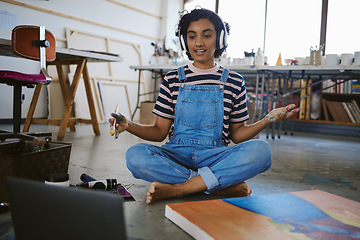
[326,0,360,55]
[185,0,359,65]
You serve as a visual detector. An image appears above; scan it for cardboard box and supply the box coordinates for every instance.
[245,100,259,139]
[140,101,156,125]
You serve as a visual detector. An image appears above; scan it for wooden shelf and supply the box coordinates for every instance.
[294,118,360,126]
[319,93,360,126]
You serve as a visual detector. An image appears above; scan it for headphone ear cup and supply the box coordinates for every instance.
[219,29,228,50]
[219,29,225,49]
[180,35,187,52]
[223,29,228,49]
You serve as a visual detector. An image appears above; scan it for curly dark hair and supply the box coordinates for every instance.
[176,7,230,60]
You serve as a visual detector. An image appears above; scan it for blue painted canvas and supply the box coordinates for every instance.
[222,193,360,239]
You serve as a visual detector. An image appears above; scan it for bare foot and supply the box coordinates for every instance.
[213,182,252,197]
[146,182,185,204]
[145,180,251,204]
[146,176,208,204]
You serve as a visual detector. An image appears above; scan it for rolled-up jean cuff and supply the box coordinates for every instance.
[189,169,199,179]
[198,167,219,194]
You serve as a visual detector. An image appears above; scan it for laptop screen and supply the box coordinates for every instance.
[6,177,127,240]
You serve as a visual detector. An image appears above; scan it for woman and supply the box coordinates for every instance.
[110,8,299,204]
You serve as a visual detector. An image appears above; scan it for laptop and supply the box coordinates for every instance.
[6,177,128,240]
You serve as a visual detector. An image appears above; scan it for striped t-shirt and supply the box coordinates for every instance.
[153,63,249,145]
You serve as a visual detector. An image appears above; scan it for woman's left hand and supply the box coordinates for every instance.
[265,104,300,123]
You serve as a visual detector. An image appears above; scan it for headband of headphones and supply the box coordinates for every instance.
[179,16,228,53]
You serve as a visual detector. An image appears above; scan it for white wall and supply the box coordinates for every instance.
[0,0,183,121]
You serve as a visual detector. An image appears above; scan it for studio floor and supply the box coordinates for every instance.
[1,122,360,240]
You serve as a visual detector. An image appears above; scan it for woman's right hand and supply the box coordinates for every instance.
[109,113,128,139]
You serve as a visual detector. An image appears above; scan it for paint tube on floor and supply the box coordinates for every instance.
[108,183,135,201]
[76,179,117,190]
[80,173,97,183]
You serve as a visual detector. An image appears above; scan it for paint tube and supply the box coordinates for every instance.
[76,179,117,190]
[80,173,97,183]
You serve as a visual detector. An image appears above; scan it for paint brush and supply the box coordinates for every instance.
[109,104,119,136]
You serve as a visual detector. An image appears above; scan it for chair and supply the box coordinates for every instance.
[0,25,56,141]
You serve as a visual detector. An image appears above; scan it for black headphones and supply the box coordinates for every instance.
[179,19,228,53]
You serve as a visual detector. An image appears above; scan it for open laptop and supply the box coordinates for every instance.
[6,177,129,240]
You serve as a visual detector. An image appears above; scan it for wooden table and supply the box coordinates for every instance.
[0,39,123,140]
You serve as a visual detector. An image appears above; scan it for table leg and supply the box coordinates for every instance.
[23,84,42,132]
[277,76,281,139]
[56,63,76,132]
[271,74,275,139]
[265,76,269,139]
[57,58,86,140]
[283,76,289,135]
[251,72,260,124]
[131,70,142,121]
[12,84,22,133]
[259,73,265,122]
[82,63,100,136]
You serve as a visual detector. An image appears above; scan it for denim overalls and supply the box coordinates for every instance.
[126,66,272,193]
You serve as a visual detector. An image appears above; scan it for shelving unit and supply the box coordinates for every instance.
[130,65,360,137]
[244,66,360,138]
[283,81,360,124]
[320,93,360,125]
[264,90,360,137]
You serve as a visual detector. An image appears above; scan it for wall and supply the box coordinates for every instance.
[0,0,183,122]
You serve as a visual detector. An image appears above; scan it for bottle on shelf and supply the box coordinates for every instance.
[255,48,264,66]
[276,53,283,65]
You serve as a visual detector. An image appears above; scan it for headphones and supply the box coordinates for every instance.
[179,19,228,53]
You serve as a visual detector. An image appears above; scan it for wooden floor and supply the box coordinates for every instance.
[0,123,359,240]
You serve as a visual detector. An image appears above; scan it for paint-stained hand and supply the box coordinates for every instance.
[109,113,128,139]
[265,104,300,123]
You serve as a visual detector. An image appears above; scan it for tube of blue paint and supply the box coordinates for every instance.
[80,173,97,183]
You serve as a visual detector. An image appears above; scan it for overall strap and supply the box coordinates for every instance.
[220,68,229,83]
[177,66,186,82]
